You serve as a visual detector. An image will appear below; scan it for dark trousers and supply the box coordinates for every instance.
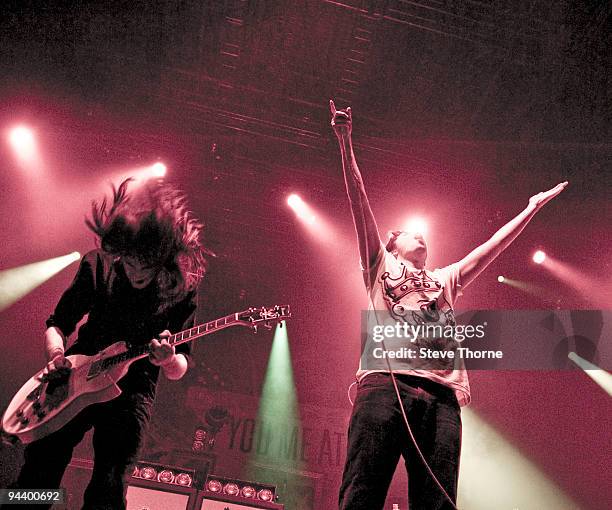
[4,393,152,510]
[339,373,462,510]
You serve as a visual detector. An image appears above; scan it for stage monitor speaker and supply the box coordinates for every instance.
[126,479,196,510]
[196,491,284,510]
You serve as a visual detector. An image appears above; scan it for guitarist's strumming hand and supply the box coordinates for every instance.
[42,350,72,382]
[42,326,72,381]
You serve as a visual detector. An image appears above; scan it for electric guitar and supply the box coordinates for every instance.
[1,305,290,444]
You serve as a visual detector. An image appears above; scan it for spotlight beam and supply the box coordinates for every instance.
[568,352,612,396]
[539,256,609,307]
[287,194,316,224]
[458,409,583,509]
[247,321,301,479]
[497,276,547,296]
[0,252,80,311]
[286,194,338,243]
[255,321,298,421]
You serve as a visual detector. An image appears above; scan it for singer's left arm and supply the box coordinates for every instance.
[455,182,568,288]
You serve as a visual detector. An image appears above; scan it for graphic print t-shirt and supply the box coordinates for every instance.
[357,248,471,406]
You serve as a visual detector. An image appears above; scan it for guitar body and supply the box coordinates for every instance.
[1,342,135,444]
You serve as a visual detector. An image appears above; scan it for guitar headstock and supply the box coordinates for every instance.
[236,305,291,332]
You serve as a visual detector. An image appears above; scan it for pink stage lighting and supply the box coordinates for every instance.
[403,217,428,236]
[287,194,302,208]
[538,255,609,307]
[8,126,37,164]
[533,250,546,264]
[150,162,167,178]
[287,194,315,224]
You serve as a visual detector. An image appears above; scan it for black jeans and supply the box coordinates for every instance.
[4,392,152,510]
[339,373,462,510]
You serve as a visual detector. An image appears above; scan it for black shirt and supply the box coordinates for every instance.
[46,250,196,398]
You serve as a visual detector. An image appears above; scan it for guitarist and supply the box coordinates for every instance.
[5,178,207,509]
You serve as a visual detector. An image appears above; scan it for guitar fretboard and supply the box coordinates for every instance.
[89,313,240,375]
[168,314,238,346]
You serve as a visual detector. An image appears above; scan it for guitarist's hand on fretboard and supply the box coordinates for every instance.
[148,330,176,367]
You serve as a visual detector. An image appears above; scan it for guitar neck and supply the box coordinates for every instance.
[90,305,289,376]
[168,313,241,347]
[102,313,242,368]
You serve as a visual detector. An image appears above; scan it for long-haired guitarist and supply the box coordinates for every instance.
[5,178,207,509]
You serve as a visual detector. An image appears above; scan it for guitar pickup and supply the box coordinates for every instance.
[87,362,101,379]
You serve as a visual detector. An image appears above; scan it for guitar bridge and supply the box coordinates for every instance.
[26,384,43,401]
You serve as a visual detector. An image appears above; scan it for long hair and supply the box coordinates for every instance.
[86,178,207,310]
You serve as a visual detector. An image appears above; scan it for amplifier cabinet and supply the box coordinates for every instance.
[196,490,284,510]
[57,458,93,509]
[126,478,197,510]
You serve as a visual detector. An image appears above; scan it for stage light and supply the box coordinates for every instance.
[497,276,505,283]
[150,162,167,177]
[287,194,316,224]
[403,216,428,236]
[104,162,168,188]
[9,126,34,148]
[533,250,546,264]
[207,480,222,493]
[8,125,38,166]
[0,252,81,312]
[241,486,256,498]
[158,470,175,483]
[140,467,157,480]
[287,194,302,208]
[174,473,192,486]
[223,483,240,496]
[257,489,273,501]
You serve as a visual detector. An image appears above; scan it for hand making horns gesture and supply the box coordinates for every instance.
[330,99,352,140]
